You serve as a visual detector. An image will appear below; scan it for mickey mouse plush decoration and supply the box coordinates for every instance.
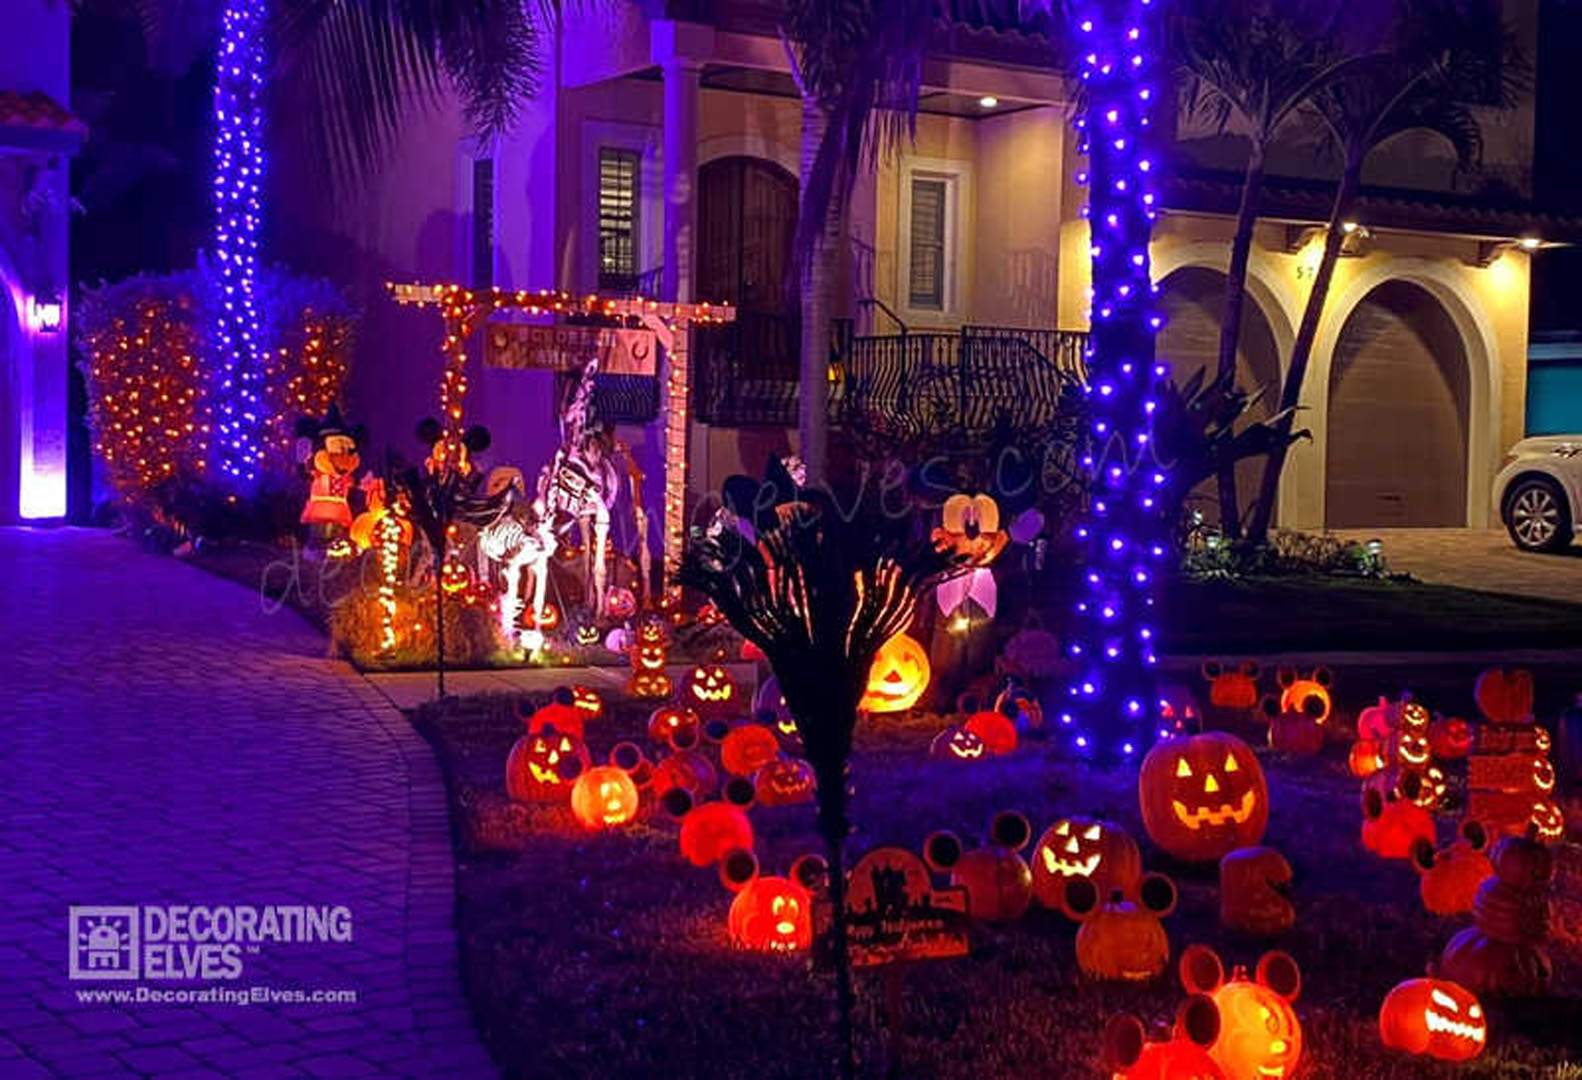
[296,406,366,556]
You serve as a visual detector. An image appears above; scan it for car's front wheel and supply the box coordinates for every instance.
[1504,476,1572,552]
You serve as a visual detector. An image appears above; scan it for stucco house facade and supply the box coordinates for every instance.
[276,0,1565,538]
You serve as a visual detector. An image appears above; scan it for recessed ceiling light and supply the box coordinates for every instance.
[978,95,999,109]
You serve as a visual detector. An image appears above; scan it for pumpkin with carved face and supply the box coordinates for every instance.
[1379,978,1487,1061]
[1429,715,1474,760]
[931,492,1009,566]
[439,556,473,595]
[522,600,561,633]
[754,756,815,806]
[1158,683,1204,738]
[574,624,601,646]
[1140,733,1269,862]
[1065,873,1178,982]
[522,697,586,740]
[729,876,813,952]
[687,659,736,711]
[505,727,590,803]
[859,632,930,714]
[931,726,987,761]
[569,685,604,721]
[1031,817,1142,911]
[626,622,673,698]
[570,765,640,829]
[1219,846,1295,936]
[1181,945,1303,1080]
[721,724,780,777]
[752,676,797,743]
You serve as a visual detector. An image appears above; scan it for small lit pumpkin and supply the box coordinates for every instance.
[627,669,673,698]
[574,624,601,646]
[678,800,754,867]
[1412,821,1494,916]
[1065,872,1178,982]
[687,656,737,711]
[522,600,561,632]
[859,632,930,714]
[652,748,718,798]
[1349,738,1385,778]
[1103,998,1227,1080]
[1180,945,1303,1080]
[1429,715,1475,760]
[1378,978,1487,1062]
[753,675,797,742]
[439,556,473,594]
[720,724,780,777]
[505,726,590,803]
[1202,660,1260,712]
[931,726,987,761]
[648,706,700,750]
[627,621,673,698]
[1219,846,1295,936]
[728,875,813,952]
[754,755,815,806]
[1475,667,1535,724]
[964,710,1018,756]
[570,765,640,829]
[1139,732,1269,862]
[1361,789,1435,859]
[1277,666,1332,726]
[569,685,604,720]
[1031,816,1142,912]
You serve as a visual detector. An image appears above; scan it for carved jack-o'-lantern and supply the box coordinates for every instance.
[505,727,590,803]
[522,696,586,740]
[728,876,813,953]
[439,556,473,595]
[1378,978,1487,1061]
[1276,667,1332,726]
[1065,873,1178,982]
[754,756,815,806]
[687,658,736,710]
[1349,739,1386,778]
[574,623,601,646]
[931,492,1009,566]
[569,685,604,720]
[1158,683,1204,738]
[1180,945,1303,1080]
[1103,998,1227,1080]
[1140,733,1269,862]
[1475,667,1535,724]
[1429,715,1475,760]
[522,600,561,632]
[1362,788,1435,860]
[859,632,930,714]
[626,621,673,698]
[753,675,797,742]
[1219,846,1295,936]
[1031,817,1142,911]
[931,726,987,761]
[570,765,640,829]
[1412,822,1493,916]
[720,724,780,777]
[964,710,1018,756]
[1202,661,1260,712]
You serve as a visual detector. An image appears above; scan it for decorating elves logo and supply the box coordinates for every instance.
[69,905,353,981]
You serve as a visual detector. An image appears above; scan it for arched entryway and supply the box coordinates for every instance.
[0,277,19,523]
[1325,280,1470,527]
[1157,266,1284,527]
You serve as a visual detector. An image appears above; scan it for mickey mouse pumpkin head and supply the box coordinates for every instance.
[1102,997,1227,1080]
[1411,821,1493,916]
[720,723,780,777]
[925,812,1034,924]
[667,781,756,867]
[1180,944,1303,1080]
[1202,661,1261,712]
[505,725,590,804]
[720,849,824,953]
[1276,667,1333,726]
[1064,872,1179,982]
[1361,787,1435,859]
[1378,977,1487,1062]
[1140,733,1269,863]
[1030,816,1142,911]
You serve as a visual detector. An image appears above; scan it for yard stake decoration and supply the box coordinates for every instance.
[1059,0,1171,759]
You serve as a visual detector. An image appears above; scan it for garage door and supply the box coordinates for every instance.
[1157,266,1283,528]
[1326,280,1469,527]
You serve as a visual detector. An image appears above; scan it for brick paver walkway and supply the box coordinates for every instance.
[0,528,495,1078]
[1332,527,1582,605]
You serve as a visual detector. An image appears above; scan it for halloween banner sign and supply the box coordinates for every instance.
[485,324,657,375]
[815,847,969,968]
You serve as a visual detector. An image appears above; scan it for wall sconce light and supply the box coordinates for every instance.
[1472,235,1541,267]
[27,293,63,333]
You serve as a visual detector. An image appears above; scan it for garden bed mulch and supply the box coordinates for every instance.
[413,664,1582,1080]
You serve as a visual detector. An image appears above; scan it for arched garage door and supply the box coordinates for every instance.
[1326,281,1469,527]
[1157,266,1283,526]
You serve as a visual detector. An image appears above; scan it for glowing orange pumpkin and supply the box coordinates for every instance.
[728,876,812,952]
[753,756,815,806]
[720,724,780,777]
[569,685,604,720]
[1103,999,1227,1080]
[1202,660,1260,711]
[1413,822,1493,916]
[687,658,736,711]
[1031,817,1142,912]
[963,710,1018,756]
[1139,732,1269,862]
[648,706,700,750]
[679,801,754,867]
[1276,666,1332,726]
[1065,873,1178,982]
[439,556,472,594]
[1378,978,1487,1062]
[505,727,589,803]
[626,621,672,698]
[1429,715,1474,759]
[1349,739,1386,778]
[1181,945,1303,1080]
[570,765,640,829]
[1361,789,1434,859]
[859,632,930,714]
[522,697,586,740]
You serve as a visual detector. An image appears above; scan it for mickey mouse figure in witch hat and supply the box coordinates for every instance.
[296,405,366,558]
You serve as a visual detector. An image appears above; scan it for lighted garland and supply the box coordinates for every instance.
[210,0,268,488]
[375,514,403,652]
[1061,0,1170,759]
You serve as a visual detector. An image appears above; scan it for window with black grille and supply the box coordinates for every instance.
[908,177,947,310]
[472,157,494,288]
[599,148,640,290]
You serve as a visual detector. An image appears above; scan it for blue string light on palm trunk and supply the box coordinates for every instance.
[211,0,267,488]
[1061,0,1170,760]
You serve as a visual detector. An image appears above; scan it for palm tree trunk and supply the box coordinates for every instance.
[1214,142,1267,541]
[1245,153,1364,545]
[800,101,837,484]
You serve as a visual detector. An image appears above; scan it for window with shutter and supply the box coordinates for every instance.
[908,177,947,310]
[598,148,640,290]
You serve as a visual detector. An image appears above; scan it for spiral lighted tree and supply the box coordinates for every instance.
[1058,0,1172,760]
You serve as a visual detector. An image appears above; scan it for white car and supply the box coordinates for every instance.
[1495,436,1582,551]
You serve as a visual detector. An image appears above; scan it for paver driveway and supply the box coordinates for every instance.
[0,528,495,1079]
[1332,527,1582,605]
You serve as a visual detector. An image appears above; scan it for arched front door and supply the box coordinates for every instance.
[1326,281,1470,527]
[694,156,799,425]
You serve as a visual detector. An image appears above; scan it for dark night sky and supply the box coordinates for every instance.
[1530,0,1582,331]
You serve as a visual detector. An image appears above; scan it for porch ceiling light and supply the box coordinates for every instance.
[978,95,999,109]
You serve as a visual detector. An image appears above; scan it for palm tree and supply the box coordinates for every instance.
[1171,0,1367,537]
[1243,0,1526,545]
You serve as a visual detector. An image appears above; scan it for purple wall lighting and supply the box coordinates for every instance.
[210,0,267,488]
[1061,0,1170,760]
